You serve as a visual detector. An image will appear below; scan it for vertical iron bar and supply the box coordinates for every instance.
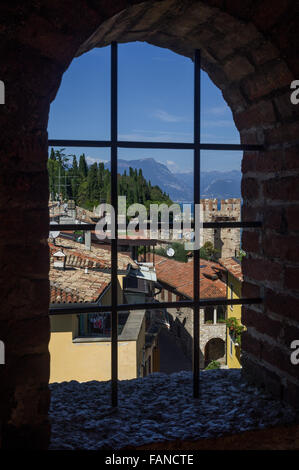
[193,49,201,399]
[111,42,118,407]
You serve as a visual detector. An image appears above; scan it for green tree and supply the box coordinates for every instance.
[79,153,88,178]
[200,241,219,261]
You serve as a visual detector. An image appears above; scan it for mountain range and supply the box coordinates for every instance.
[105,158,241,202]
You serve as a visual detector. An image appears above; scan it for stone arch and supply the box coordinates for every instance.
[1,0,298,449]
[75,0,288,142]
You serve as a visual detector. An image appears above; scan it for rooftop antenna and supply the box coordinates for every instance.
[54,165,80,203]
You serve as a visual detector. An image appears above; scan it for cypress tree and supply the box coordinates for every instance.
[79,153,88,178]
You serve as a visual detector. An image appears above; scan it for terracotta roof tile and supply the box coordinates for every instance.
[49,236,135,304]
[155,255,226,299]
[49,236,137,270]
[219,257,243,282]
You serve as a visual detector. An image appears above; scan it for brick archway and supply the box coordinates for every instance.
[0,0,298,449]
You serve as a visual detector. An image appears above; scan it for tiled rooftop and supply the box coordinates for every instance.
[49,202,98,224]
[155,255,227,299]
[50,237,137,271]
[219,257,243,282]
[49,237,137,304]
[50,266,110,304]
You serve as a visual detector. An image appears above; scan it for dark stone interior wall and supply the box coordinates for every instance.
[0,0,298,449]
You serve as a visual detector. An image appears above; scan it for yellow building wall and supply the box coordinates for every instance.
[49,274,139,383]
[226,272,242,369]
[136,314,146,377]
[49,323,137,382]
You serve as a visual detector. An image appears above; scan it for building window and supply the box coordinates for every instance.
[217,305,226,323]
[49,42,262,406]
[204,306,214,324]
[77,312,128,338]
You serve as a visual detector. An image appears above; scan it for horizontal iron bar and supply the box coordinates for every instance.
[48,139,111,148]
[118,141,194,149]
[118,142,264,151]
[50,224,95,231]
[49,297,262,315]
[199,143,264,151]
[50,221,262,232]
[48,139,264,152]
[203,221,262,228]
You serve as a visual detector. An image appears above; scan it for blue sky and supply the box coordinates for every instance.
[48,42,242,173]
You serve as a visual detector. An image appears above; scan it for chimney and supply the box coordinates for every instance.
[53,249,66,270]
[67,199,76,219]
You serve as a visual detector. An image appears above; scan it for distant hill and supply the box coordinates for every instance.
[175,170,241,200]
[106,158,191,201]
[106,158,241,201]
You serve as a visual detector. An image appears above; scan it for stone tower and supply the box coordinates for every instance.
[201,198,241,259]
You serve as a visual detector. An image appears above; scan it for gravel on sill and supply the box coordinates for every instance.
[49,369,297,450]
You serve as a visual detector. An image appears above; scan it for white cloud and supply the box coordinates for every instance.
[119,130,192,142]
[165,160,192,173]
[86,156,108,165]
[151,109,189,123]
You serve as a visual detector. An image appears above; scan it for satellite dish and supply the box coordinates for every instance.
[49,221,60,239]
[167,247,175,257]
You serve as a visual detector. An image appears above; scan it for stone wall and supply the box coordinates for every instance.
[201,198,241,259]
[156,197,241,259]
[157,290,226,368]
[0,0,298,449]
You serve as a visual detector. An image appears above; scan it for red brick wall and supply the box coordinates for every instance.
[0,0,132,450]
[0,0,298,449]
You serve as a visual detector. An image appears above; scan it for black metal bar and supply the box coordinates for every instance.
[50,221,262,232]
[48,139,111,148]
[117,141,194,150]
[199,143,264,151]
[48,139,264,152]
[202,221,262,229]
[193,49,201,399]
[118,142,264,151]
[50,224,96,231]
[111,41,118,407]
[49,297,263,315]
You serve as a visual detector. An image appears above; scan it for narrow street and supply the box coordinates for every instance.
[158,327,192,374]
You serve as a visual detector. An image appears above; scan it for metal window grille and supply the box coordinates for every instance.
[49,42,263,407]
